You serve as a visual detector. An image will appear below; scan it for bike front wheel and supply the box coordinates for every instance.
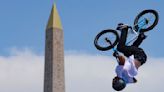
[94,29,119,51]
[134,9,159,32]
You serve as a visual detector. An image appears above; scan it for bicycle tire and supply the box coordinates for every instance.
[94,29,119,51]
[134,9,159,32]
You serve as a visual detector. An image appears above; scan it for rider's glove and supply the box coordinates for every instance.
[113,51,119,57]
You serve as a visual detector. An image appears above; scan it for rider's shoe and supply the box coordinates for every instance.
[138,32,147,39]
[116,23,129,30]
[118,23,124,26]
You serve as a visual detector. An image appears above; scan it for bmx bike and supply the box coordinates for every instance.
[94,9,159,52]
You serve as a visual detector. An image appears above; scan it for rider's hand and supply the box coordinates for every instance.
[113,51,119,57]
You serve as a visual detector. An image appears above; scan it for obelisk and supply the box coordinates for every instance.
[44,4,65,92]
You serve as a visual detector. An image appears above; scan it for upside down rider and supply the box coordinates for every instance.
[112,23,147,91]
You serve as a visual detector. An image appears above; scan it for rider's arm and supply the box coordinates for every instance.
[113,52,125,65]
[117,55,125,65]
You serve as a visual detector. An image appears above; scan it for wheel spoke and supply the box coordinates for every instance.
[134,10,158,32]
[94,30,119,51]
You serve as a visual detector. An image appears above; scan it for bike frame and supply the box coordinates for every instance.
[112,19,147,52]
[126,19,147,45]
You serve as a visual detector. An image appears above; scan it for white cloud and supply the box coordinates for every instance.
[66,53,164,92]
[0,49,44,92]
[0,49,164,92]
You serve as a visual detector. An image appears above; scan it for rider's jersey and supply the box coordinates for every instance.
[115,55,138,83]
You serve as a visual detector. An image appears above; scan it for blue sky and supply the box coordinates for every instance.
[0,0,163,57]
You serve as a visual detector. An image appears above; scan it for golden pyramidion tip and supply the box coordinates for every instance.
[46,4,62,30]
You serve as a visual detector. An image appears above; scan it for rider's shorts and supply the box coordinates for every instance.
[134,48,147,65]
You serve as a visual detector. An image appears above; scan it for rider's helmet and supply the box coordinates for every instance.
[112,76,126,91]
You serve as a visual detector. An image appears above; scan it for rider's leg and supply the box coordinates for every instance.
[117,26,147,65]
[132,32,147,47]
[117,26,139,57]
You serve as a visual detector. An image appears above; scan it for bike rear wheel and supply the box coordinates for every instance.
[134,9,159,32]
[94,29,119,51]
